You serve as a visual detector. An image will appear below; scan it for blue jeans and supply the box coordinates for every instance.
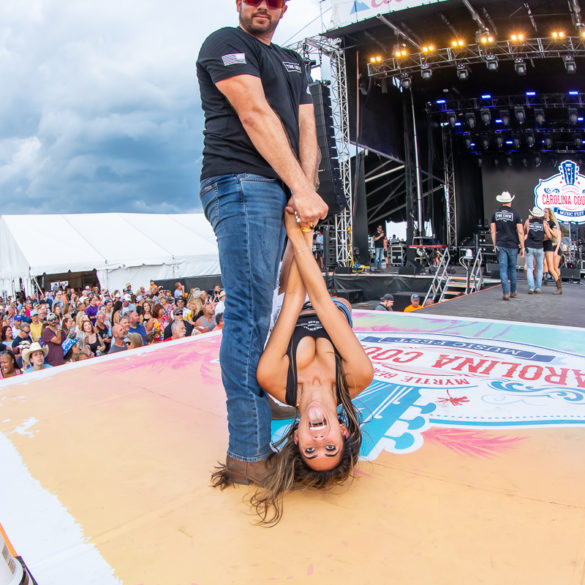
[526,247,544,291]
[496,247,519,295]
[374,248,385,267]
[200,174,287,462]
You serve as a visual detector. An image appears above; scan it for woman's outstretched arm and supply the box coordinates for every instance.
[284,212,373,395]
[257,239,307,397]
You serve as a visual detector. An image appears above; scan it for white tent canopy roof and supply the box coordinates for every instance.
[0,213,220,295]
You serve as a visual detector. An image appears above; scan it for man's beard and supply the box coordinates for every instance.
[239,9,279,37]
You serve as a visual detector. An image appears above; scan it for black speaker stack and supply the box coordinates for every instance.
[309,82,346,216]
[322,225,338,271]
[560,266,581,281]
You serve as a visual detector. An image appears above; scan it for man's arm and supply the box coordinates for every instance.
[516,223,525,256]
[298,103,320,189]
[215,74,327,225]
[490,222,496,250]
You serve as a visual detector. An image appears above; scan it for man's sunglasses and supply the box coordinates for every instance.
[243,0,287,9]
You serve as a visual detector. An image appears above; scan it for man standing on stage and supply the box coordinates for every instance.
[197,0,328,485]
[373,225,385,269]
[490,191,524,300]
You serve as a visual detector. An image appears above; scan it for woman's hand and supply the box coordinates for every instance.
[284,209,314,247]
[284,209,302,237]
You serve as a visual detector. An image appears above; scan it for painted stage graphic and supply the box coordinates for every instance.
[1,310,584,585]
[271,313,585,461]
[534,159,585,222]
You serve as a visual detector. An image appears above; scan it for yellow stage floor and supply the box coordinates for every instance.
[1,310,584,585]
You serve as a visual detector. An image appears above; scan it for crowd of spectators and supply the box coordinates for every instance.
[0,281,224,379]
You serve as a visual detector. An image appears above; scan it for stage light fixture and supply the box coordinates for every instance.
[514,106,526,124]
[479,33,495,45]
[422,44,436,54]
[495,134,504,149]
[510,33,525,43]
[506,155,513,167]
[514,58,527,75]
[399,73,412,89]
[544,136,553,149]
[394,44,408,58]
[446,110,457,127]
[480,108,491,125]
[493,157,500,168]
[568,108,579,125]
[564,55,577,74]
[485,55,499,71]
[513,136,522,149]
[464,136,473,149]
[370,55,383,64]
[451,39,466,48]
[421,65,433,80]
[574,135,583,149]
[522,157,529,168]
[534,109,546,125]
[481,136,490,150]
[499,109,511,126]
[465,112,476,129]
[477,157,483,168]
[534,155,542,167]
[525,131,535,148]
[456,63,470,80]
[552,31,566,39]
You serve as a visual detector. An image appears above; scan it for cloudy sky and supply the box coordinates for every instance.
[0,0,332,215]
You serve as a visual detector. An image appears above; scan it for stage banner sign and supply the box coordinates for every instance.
[330,0,447,29]
[534,160,585,223]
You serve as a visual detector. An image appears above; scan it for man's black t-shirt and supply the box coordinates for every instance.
[374,230,385,249]
[525,218,544,249]
[197,26,313,180]
[491,206,522,248]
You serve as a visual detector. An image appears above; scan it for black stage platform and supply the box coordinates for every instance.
[356,279,584,329]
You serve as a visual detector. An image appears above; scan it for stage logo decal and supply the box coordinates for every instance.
[534,160,585,223]
[350,331,585,461]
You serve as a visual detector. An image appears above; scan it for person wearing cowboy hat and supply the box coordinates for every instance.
[523,206,546,294]
[22,342,52,373]
[490,191,525,300]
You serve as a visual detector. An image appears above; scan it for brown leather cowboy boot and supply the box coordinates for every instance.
[225,455,272,486]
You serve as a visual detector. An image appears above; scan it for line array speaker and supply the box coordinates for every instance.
[309,82,346,216]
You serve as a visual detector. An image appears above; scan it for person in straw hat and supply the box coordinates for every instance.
[490,191,525,300]
[22,342,52,373]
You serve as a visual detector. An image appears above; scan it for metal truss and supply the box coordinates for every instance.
[441,126,458,249]
[367,36,585,79]
[292,36,354,266]
[428,92,585,113]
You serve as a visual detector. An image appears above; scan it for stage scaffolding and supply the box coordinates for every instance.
[293,36,354,267]
[442,126,458,249]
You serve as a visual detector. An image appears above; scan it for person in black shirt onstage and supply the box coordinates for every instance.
[490,191,525,300]
[523,206,546,294]
[197,0,328,487]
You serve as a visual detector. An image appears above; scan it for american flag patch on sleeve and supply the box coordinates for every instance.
[222,53,247,66]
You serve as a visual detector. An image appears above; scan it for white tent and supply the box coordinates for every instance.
[0,213,220,296]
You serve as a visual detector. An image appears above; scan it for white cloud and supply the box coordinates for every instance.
[0,0,326,213]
